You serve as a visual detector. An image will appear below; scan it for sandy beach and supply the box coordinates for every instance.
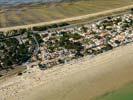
[0,43,133,100]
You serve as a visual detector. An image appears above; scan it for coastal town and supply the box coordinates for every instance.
[0,12,133,76]
[1,0,133,99]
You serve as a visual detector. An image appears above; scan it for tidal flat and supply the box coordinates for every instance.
[0,0,133,28]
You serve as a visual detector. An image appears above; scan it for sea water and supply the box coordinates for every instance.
[0,0,62,5]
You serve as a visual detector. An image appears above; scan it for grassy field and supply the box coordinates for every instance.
[95,83,133,100]
[0,0,133,28]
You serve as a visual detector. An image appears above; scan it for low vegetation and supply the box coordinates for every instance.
[0,0,133,28]
[0,12,133,76]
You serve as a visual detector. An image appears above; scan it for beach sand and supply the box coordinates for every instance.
[0,43,133,100]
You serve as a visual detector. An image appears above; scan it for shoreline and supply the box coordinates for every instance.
[95,82,133,100]
[0,0,65,8]
[0,43,133,100]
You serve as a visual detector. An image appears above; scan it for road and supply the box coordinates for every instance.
[0,4,133,32]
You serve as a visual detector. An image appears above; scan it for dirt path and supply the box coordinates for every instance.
[0,4,133,32]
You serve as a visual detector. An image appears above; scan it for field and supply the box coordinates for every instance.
[96,83,133,100]
[0,0,133,28]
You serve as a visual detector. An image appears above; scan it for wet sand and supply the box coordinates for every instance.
[0,44,133,100]
[0,0,133,29]
[5,43,132,100]
[96,83,133,100]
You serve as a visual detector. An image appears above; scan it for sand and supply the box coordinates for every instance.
[1,0,133,29]
[0,43,133,100]
[96,83,133,100]
[1,4,133,32]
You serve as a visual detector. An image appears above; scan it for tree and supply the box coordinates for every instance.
[34,34,44,44]
[81,26,88,33]
[72,33,82,40]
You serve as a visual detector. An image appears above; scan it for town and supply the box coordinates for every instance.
[0,12,133,75]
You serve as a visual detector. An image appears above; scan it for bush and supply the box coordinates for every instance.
[58,22,69,27]
[72,33,82,40]
[0,74,3,77]
[39,64,47,70]
[34,34,44,44]
[17,72,23,76]
[58,59,65,64]
[19,28,27,34]
[33,26,48,31]
[0,33,6,39]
